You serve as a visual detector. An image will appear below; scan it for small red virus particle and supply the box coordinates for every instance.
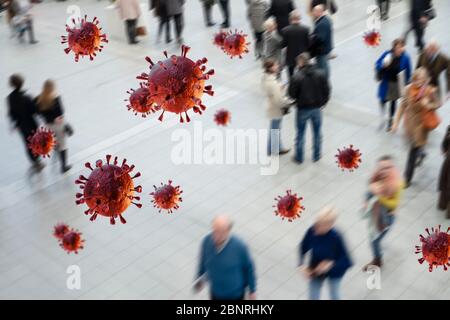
[61,15,108,62]
[335,144,362,171]
[150,180,183,214]
[221,30,250,59]
[125,83,159,117]
[213,30,227,48]
[273,190,305,222]
[214,109,231,126]
[415,225,450,272]
[363,30,381,47]
[53,223,70,240]
[60,228,85,254]
[75,154,142,224]
[27,127,56,158]
[137,45,214,123]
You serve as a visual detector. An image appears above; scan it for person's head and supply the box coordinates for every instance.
[211,215,233,247]
[37,79,57,110]
[376,155,395,174]
[9,74,24,91]
[411,67,429,87]
[263,17,277,32]
[424,40,440,57]
[312,5,325,19]
[314,206,337,235]
[263,59,279,74]
[289,10,301,24]
[296,52,311,68]
[392,38,406,57]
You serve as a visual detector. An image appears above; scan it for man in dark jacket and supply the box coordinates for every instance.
[408,0,433,51]
[311,5,333,80]
[281,10,310,79]
[267,0,295,34]
[7,74,43,171]
[288,53,330,164]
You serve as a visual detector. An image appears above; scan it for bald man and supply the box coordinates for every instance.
[195,215,256,300]
[310,5,333,80]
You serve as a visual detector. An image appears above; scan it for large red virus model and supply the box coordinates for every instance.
[75,154,142,224]
[53,223,84,254]
[363,30,382,47]
[335,144,362,171]
[273,190,305,222]
[214,109,231,126]
[27,127,56,158]
[125,83,159,117]
[137,45,214,123]
[61,15,108,62]
[415,225,450,272]
[213,30,227,48]
[220,30,250,59]
[150,180,183,214]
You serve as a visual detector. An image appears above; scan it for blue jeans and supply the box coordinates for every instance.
[371,211,395,259]
[316,54,330,80]
[267,118,283,155]
[309,277,342,300]
[295,108,322,162]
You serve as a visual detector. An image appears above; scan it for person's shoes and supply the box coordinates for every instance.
[166,38,173,44]
[29,40,38,44]
[130,40,139,45]
[415,152,426,167]
[221,22,229,29]
[313,156,321,163]
[386,118,393,132]
[61,165,72,174]
[32,161,45,172]
[279,149,290,155]
[362,258,382,272]
[177,37,184,45]
[404,181,411,189]
[292,157,303,165]
[207,22,216,27]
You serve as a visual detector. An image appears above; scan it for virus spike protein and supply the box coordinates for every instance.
[273,190,305,222]
[137,45,214,123]
[214,109,231,126]
[75,154,142,225]
[61,15,108,62]
[335,144,362,172]
[125,83,159,117]
[415,225,450,272]
[27,127,56,158]
[150,180,183,214]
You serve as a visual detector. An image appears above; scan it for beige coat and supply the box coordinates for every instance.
[261,73,290,119]
[117,0,142,20]
[394,84,440,147]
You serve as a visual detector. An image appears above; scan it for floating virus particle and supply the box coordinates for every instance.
[137,45,214,123]
[213,30,227,48]
[125,83,159,117]
[60,228,85,254]
[214,109,231,126]
[75,154,142,225]
[363,30,382,47]
[27,127,56,158]
[415,225,450,272]
[221,30,250,59]
[335,144,362,171]
[273,190,305,222]
[61,15,108,62]
[53,223,70,240]
[150,180,183,214]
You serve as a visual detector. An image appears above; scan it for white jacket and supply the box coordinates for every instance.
[116,0,142,20]
[261,73,290,119]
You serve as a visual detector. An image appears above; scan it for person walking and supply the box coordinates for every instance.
[308,0,338,17]
[7,74,43,172]
[375,38,412,131]
[116,0,141,45]
[362,155,404,269]
[377,0,390,21]
[310,5,333,80]
[218,0,230,28]
[263,18,283,68]
[262,59,291,156]
[288,53,330,164]
[246,0,269,60]
[438,125,450,219]
[151,0,171,43]
[416,40,450,100]
[7,0,38,44]
[162,0,184,45]
[281,10,310,80]
[35,80,72,174]
[299,206,352,300]
[407,0,433,51]
[194,215,257,300]
[391,68,441,187]
[266,0,295,34]
[199,0,215,27]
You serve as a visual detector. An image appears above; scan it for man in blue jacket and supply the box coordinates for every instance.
[194,215,257,300]
[311,5,333,80]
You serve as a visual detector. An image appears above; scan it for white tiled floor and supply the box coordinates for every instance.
[0,0,449,300]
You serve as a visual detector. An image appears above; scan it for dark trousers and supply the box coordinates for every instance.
[125,19,137,44]
[287,65,296,80]
[219,0,230,27]
[158,16,171,42]
[377,0,390,18]
[295,108,322,162]
[19,128,39,164]
[380,99,397,128]
[404,145,423,184]
[254,31,264,57]
[18,19,36,43]
[203,3,214,25]
[405,22,425,50]
[170,14,183,40]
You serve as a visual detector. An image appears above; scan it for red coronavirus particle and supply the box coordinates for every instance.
[213,30,227,48]
[415,225,450,272]
[137,45,214,123]
[61,15,108,62]
[53,223,70,240]
[221,30,250,59]
[150,180,183,214]
[60,228,85,254]
[125,83,159,117]
[214,109,231,126]
[75,154,142,224]
[27,127,56,158]
[335,144,362,171]
[363,30,382,47]
[273,190,305,222]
